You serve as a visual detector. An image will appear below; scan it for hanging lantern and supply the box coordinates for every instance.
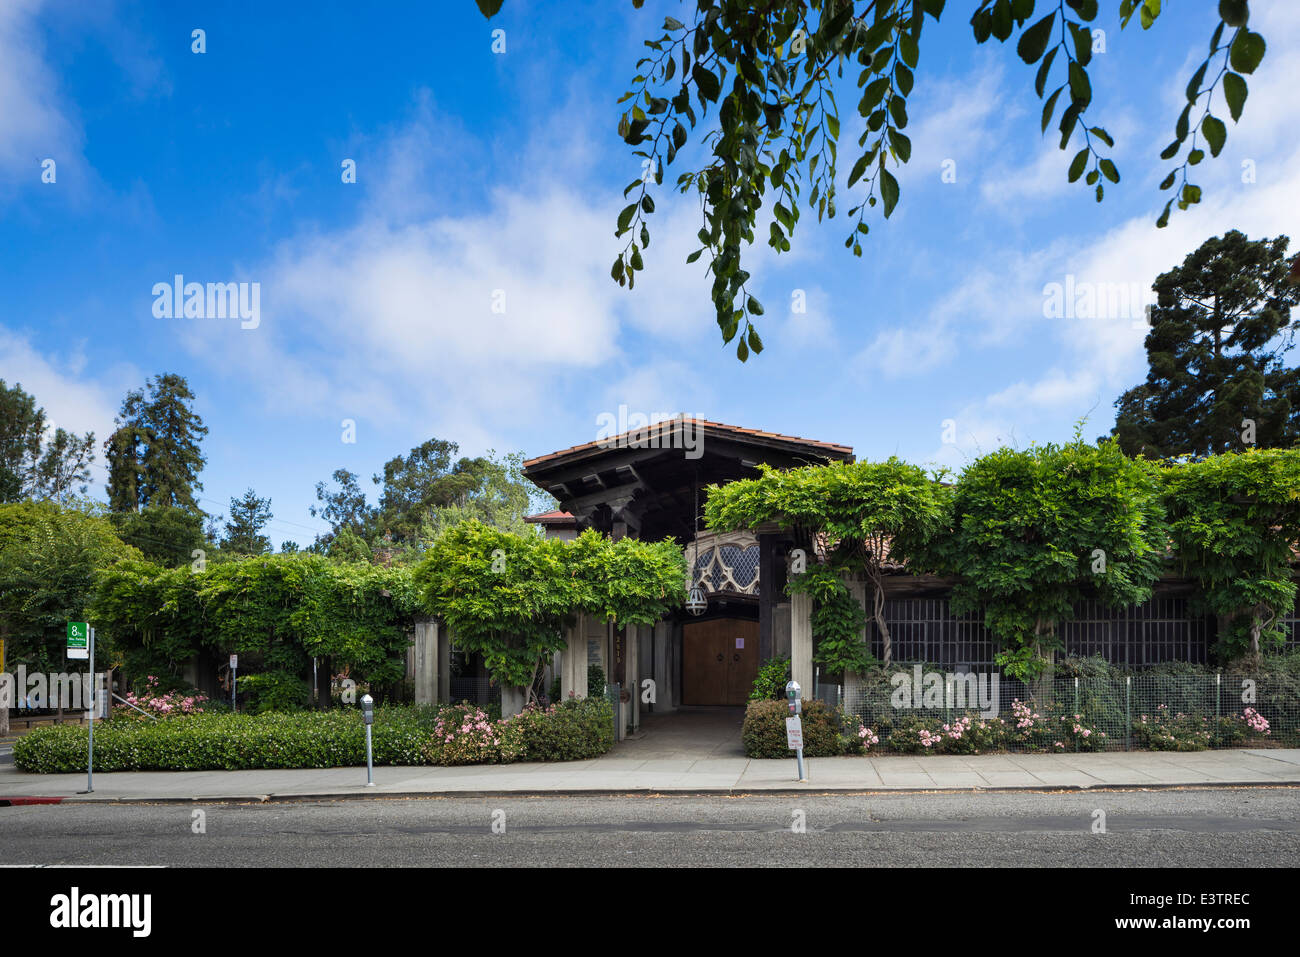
[686,584,707,616]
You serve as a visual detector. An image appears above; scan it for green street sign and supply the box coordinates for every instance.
[67,621,90,660]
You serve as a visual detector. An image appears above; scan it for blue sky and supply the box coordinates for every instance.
[3,0,1298,547]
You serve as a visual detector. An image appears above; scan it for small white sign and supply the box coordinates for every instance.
[735,637,744,649]
[785,715,803,750]
[229,654,238,670]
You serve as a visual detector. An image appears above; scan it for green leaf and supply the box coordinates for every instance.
[1035,46,1058,97]
[1041,87,1063,134]
[880,169,900,218]
[1159,171,1176,190]
[736,337,749,362]
[1218,0,1249,28]
[1222,72,1248,122]
[475,0,504,17]
[899,32,920,68]
[747,326,764,355]
[1068,60,1091,105]
[1089,126,1113,147]
[888,96,908,129]
[1229,30,1266,74]
[617,203,637,233]
[1201,114,1226,156]
[692,63,721,102]
[888,128,913,163]
[1068,148,1089,183]
[746,296,764,316]
[1099,158,1119,183]
[1017,12,1056,64]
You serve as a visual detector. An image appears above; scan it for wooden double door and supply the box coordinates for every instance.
[682,618,759,706]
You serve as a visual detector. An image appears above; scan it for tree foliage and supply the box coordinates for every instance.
[481,1,1268,358]
[704,458,948,669]
[90,554,419,694]
[0,502,140,673]
[926,438,1169,679]
[413,521,686,692]
[107,505,207,568]
[223,488,274,556]
[1113,230,1300,458]
[1162,448,1300,663]
[105,373,208,513]
[0,380,96,503]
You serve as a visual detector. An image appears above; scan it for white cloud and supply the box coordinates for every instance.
[0,0,83,197]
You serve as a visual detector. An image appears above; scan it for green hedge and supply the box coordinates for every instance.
[13,699,615,773]
[742,699,842,758]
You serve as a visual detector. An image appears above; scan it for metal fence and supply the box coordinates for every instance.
[843,671,1300,752]
[448,676,501,709]
[866,596,1214,669]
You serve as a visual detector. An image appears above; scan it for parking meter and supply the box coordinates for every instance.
[361,694,375,787]
[785,681,807,782]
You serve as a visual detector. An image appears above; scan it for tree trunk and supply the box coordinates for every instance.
[869,567,892,669]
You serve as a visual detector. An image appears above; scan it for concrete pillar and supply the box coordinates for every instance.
[501,684,526,718]
[791,590,814,699]
[561,614,589,700]
[437,626,451,704]
[651,620,674,712]
[413,618,438,706]
[626,623,640,730]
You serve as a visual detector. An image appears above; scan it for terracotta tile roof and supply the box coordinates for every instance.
[524,510,577,524]
[522,416,853,470]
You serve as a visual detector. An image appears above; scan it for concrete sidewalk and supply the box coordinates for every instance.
[1,748,1298,803]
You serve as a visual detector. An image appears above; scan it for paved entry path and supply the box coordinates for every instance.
[612,707,747,760]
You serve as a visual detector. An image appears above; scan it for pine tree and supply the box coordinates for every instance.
[1113,231,1300,458]
[223,488,273,555]
[105,374,208,511]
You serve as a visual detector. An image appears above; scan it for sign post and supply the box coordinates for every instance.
[786,680,807,783]
[229,654,238,712]
[68,622,94,794]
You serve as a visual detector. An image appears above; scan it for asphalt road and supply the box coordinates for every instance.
[1,788,1297,867]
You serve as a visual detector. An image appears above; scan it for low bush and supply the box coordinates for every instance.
[749,656,791,702]
[742,698,841,758]
[512,696,615,761]
[14,696,618,773]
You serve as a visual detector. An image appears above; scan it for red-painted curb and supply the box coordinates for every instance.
[0,797,66,806]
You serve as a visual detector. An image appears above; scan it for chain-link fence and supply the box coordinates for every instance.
[842,670,1300,752]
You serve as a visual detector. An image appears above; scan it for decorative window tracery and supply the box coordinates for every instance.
[685,531,760,596]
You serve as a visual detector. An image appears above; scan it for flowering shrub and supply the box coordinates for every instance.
[936,714,1007,755]
[1132,704,1211,751]
[1007,699,1053,751]
[116,676,208,721]
[422,704,525,765]
[838,710,880,754]
[885,713,945,754]
[1056,713,1108,752]
[1243,707,1271,736]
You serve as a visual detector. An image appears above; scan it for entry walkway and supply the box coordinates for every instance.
[616,707,746,760]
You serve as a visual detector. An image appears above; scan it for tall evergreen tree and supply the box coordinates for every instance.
[105,374,208,511]
[1113,231,1300,458]
[223,488,273,556]
[0,380,95,503]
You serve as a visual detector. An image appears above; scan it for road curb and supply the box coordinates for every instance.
[32,779,1300,804]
